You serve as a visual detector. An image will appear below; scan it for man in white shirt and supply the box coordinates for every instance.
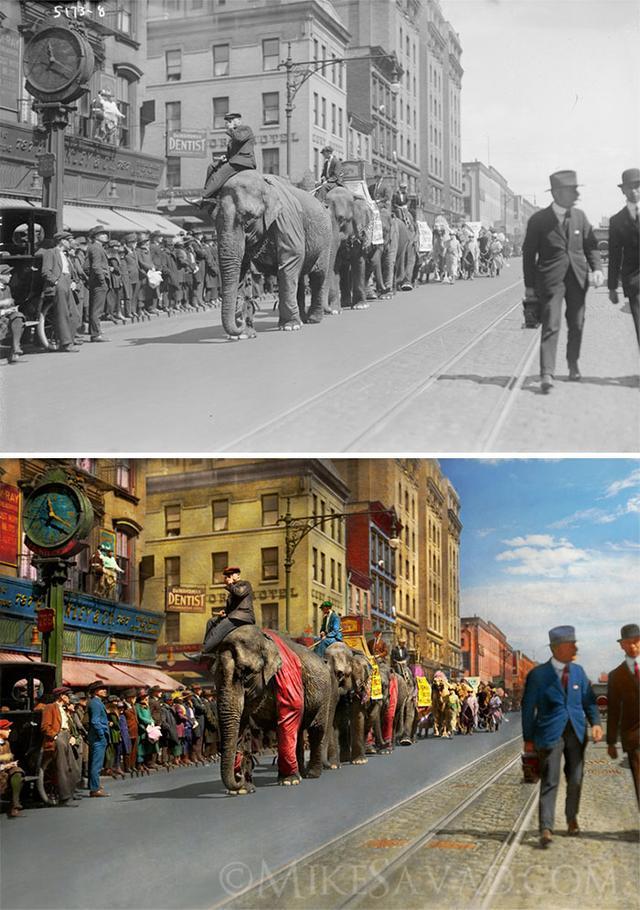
[39,686,81,805]
[35,230,82,352]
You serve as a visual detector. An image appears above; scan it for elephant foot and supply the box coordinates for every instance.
[278,773,301,786]
[226,332,252,341]
[323,761,339,771]
[401,283,413,291]
[227,784,255,796]
[323,308,340,316]
[303,765,322,779]
[279,322,301,332]
[351,757,368,765]
[378,747,393,755]
[352,302,370,310]
[400,738,413,746]
[365,746,377,755]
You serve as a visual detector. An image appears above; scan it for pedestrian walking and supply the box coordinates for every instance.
[86,227,111,342]
[86,681,110,797]
[608,168,640,346]
[521,625,602,848]
[522,170,604,392]
[606,622,640,804]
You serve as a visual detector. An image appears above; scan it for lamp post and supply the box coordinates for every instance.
[278,43,402,182]
[278,498,401,634]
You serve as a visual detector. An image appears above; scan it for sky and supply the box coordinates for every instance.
[440,0,640,225]
[440,458,640,681]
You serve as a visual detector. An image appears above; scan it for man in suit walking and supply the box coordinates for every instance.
[522,625,602,847]
[606,622,640,804]
[522,170,604,392]
[608,168,640,346]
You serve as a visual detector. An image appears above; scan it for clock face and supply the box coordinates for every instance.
[23,483,83,549]
[23,26,88,99]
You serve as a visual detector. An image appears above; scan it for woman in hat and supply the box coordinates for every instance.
[0,720,25,818]
[134,692,156,774]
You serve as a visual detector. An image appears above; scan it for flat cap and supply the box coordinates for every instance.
[88,225,109,238]
[222,566,240,576]
[223,112,242,121]
[52,686,73,697]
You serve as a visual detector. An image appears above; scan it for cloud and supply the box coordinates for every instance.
[475,528,496,538]
[461,546,640,679]
[550,493,640,529]
[604,468,640,499]
[502,534,558,547]
[496,542,590,578]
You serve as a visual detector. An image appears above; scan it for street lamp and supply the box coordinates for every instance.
[278,497,401,634]
[278,42,402,181]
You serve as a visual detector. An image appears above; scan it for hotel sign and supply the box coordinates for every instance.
[166,585,206,613]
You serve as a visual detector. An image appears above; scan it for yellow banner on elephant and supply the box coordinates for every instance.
[416,677,431,708]
[369,662,383,700]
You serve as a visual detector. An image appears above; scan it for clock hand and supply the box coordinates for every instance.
[48,60,74,79]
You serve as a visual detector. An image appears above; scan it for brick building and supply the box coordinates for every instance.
[460,615,514,690]
[344,499,398,634]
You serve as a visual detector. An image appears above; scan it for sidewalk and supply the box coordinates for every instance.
[491,739,640,908]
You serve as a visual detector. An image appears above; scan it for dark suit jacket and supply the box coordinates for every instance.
[223,580,256,624]
[226,125,256,169]
[321,154,342,185]
[607,660,640,753]
[522,205,601,295]
[86,241,110,287]
[36,247,67,293]
[608,206,640,297]
[136,245,154,281]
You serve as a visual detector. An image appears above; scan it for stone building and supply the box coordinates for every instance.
[139,459,349,674]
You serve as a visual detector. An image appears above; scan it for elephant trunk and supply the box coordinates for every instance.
[216,652,245,791]
[217,205,247,337]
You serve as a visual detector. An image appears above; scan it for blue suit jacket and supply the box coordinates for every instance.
[521,659,601,748]
[320,610,343,644]
[87,696,110,740]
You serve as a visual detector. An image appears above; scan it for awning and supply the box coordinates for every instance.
[114,208,182,236]
[0,652,181,691]
[62,204,137,234]
[0,197,35,209]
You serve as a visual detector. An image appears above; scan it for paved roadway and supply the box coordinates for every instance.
[1,266,638,453]
[0,718,521,910]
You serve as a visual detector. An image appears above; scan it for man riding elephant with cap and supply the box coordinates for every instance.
[186,566,256,662]
[522,170,604,393]
[521,625,602,848]
[313,600,343,658]
[188,113,256,210]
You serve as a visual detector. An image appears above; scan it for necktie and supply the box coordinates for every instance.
[635,661,639,680]
[561,665,569,691]
[563,210,571,241]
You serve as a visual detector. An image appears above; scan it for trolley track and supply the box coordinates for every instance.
[216,735,538,910]
[219,280,524,452]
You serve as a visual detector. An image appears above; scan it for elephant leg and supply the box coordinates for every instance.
[351,252,369,309]
[339,261,352,309]
[276,235,303,330]
[307,268,327,324]
[351,702,368,764]
[304,725,324,779]
[297,277,307,323]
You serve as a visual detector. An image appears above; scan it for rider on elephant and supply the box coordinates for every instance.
[316,146,344,204]
[368,628,389,662]
[186,566,256,661]
[391,634,414,689]
[391,183,414,231]
[188,113,257,210]
[314,600,343,658]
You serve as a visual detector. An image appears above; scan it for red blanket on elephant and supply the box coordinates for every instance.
[382,673,399,744]
[264,631,304,778]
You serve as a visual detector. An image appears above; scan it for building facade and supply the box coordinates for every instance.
[0,0,169,232]
[344,500,398,634]
[140,459,350,674]
[145,0,351,218]
[460,615,514,690]
[0,458,174,688]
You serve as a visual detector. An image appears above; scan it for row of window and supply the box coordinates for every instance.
[312,93,344,137]
[165,600,279,642]
[166,148,280,186]
[166,95,281,133]
[165,547,279,589]
[310,495,344,544]
[164,493,279,537]
[311,548,344,592]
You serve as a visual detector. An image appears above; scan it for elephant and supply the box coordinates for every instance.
[430,674,455,738]
[325,186,374,312]
[364,660,403,755]
[212,625,335,794]
[366,202,399,299]
[214,170,332,338]
[391,662,418,746]
[323,642,371,768]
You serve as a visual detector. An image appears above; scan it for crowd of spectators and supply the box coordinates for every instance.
[0,681,219,815]
[1,224,222,361]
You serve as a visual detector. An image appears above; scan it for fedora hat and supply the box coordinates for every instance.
[618,168,640,187]
[88,680,108,694]
[618,623,640,641]
[548,625,577,646]
[546,170,581,191]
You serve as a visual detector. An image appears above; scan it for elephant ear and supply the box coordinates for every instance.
[262,175,284,230]
[260,635,282,687]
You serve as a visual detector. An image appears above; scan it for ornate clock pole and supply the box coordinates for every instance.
[22,468,94,686]
[22,21,95,230]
